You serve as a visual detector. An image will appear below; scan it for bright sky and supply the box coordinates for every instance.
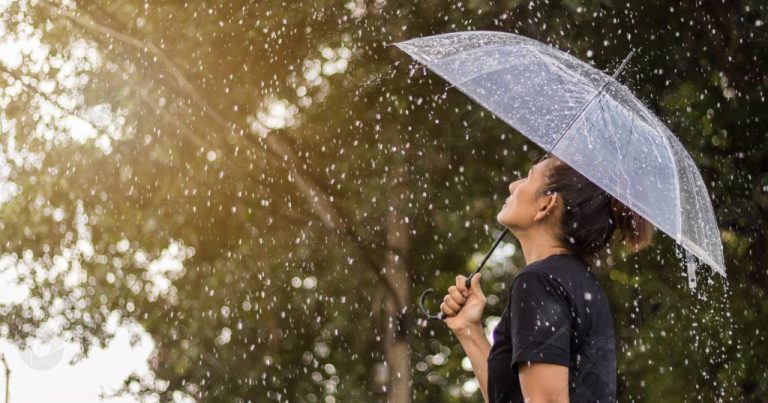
[0,323,154,403]
[0,235,190,403]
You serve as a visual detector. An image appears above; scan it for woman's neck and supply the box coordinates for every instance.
[517,231,572,266]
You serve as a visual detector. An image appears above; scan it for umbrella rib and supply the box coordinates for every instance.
[548,79,612,152]
[654,125,684,241]
[598,99,632,205]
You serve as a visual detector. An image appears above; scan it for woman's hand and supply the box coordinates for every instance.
[441,273,486,334]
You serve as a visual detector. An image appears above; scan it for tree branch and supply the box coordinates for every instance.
[36,0,406,312]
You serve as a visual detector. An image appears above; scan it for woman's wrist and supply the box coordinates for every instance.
[452,322,485,341]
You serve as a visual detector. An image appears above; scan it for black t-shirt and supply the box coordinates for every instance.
[487,253,617,403]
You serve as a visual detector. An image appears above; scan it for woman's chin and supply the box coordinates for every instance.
[496,212,508,226]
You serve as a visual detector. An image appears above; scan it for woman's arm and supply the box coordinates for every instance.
[518,362,569,402]
[441,273,491,402]
[453,324,492,403]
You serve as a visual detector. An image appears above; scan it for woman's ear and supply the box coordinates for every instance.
[533,192,559,222]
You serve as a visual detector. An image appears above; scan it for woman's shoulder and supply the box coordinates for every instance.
[524,254,595,283]
[512,254,603,302]
[507,267,571,305]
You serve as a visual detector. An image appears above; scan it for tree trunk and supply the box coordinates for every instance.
[383,141,412,403]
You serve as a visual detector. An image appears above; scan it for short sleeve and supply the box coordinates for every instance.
[508,271,572,370]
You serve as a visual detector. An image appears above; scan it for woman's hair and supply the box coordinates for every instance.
[535,153,655,267]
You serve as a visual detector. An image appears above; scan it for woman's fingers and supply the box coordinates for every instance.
[455,275,469,297]
[442,281,472,317]
[448,286,466,305]
[440,301,456,316]
[443,294,462,312]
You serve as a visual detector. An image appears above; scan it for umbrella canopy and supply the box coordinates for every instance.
[394,31,726,284]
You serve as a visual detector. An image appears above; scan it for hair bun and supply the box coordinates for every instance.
[608,195,654,252]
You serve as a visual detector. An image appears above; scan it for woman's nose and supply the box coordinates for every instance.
[508,179,522,194]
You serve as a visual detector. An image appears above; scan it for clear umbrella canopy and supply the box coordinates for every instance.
[395,31,726,284]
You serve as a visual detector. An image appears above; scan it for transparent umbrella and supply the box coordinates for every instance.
[394,31,726,319]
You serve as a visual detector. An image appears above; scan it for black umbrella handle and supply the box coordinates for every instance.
[418,227,510,321]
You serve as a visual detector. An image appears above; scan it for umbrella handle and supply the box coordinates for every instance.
[418,288,445,320]
[418,274,475,321]
[418,228,509,321]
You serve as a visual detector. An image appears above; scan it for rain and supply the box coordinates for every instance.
[0,0,764,402]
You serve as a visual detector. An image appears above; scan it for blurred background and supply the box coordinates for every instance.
[0,0,766,401]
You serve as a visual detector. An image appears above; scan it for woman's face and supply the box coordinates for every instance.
[496,157,557,231]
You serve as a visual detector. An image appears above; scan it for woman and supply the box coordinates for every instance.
[440,153,654,403]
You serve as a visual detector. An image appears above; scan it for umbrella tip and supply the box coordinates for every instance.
[612,49,637,81]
